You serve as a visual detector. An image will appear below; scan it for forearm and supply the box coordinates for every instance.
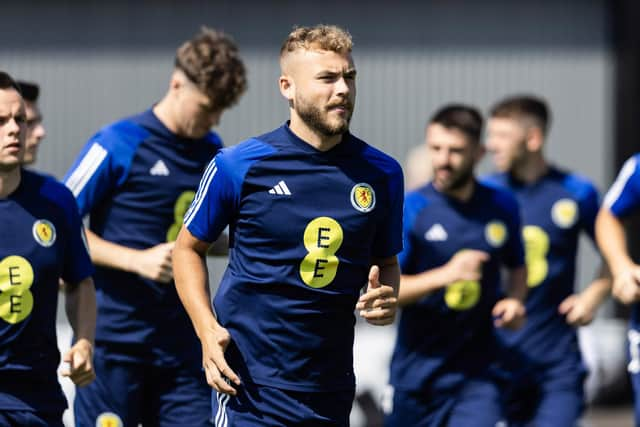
[86,229,138,272]
[506,265,528,302]
[173,230,221,338]
[397,266,450,307]
[65,277,96,344]
[596,209,634,275]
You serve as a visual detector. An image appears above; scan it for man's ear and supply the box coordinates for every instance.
[526,126,545,153]
[279,75,294,102]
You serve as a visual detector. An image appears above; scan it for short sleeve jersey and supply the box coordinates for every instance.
[484,167,600,365]
[0,170,93,412]
[603,154,640,329]
[389,182,524,392]
[63,109,222,366]
[184,124,404,392]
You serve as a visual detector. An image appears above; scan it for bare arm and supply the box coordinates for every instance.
[397,250,489,307]
[173,225,240,395]
[85,229,174,283]
[492,265,527,329]
[356,256,400,326]
[596,208,634,275]
[559,263,612,326]
[596,208,640,304]
[62,276,96,387]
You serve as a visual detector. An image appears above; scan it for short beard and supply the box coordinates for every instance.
[295,96,352,137]
[437,166,474,192]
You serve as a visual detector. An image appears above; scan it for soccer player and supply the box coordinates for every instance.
[63,28,247,426]
[173,24,403,426]
[15,81,46,166]
[596,154,640,425]
[485,95,611,426]
[385,105,527,427]
[0,71,96,426]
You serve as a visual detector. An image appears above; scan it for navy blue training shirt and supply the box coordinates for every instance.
[390,181,524,392]
[63,109,222,366]
[0,170,93,412]
[185,123,404,392]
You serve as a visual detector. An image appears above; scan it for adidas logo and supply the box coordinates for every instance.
[424,223,448,241]
[268,180,292,196]
[150,160,170,176]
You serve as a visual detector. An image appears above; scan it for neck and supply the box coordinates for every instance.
[0,167,21,198]
[153,95,178,134]
[439,177,476,202]
[289,113,342,152]
[511,153,548,183]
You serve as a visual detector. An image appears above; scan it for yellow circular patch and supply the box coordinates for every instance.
[485,221,507,248]
[96,412,123,427]
[32,219,56,247]
[445,280,481,310]
[0,255,35,324]
[299,217,344,288]
[350,183,376,213]
[522,225,550,287]
[551,198,578,229]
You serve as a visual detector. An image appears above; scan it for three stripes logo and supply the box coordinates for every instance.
[268,180,292,196]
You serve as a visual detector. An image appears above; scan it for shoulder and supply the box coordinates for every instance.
[405,186,431,212]
[213,133,280,184]
[355,136,403,178]
[477,181,519,213]
[91,115,152,154]
[24,171,78,218]
[479,172,508,189]
[554,167,599,202]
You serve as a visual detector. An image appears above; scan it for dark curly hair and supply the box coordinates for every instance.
[175,27,247,111]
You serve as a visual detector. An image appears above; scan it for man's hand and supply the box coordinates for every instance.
[130,242,175,283]
[201,325,241,396]
[443,250,489,284]
[558,293,597,326]
[61,338,95,387]
[612,266,640,305]
[356,266,398,326]
[492,298,526,330]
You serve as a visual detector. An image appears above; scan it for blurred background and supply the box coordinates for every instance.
[4,0,639,425]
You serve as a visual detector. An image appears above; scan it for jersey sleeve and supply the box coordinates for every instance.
[603,155,640,218]
[500,191,525,269]
[397,191,426,272]
[577,181,601,243]
[63,123,140,216]
[372,164,404,258]
[49,182,94,284]
[183,151,239,243]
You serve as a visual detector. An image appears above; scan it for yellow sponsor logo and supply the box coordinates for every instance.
[551,198,578,229]
[445,280,481,310]
[32,219,56,247]
[485,221,507,248]
[0,256,34,324]
[350,183,376,213]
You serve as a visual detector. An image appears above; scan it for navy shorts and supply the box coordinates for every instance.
[501,359,586,427]
[74,346,211,427]
[384,378,502,427]
[211,383,354,427]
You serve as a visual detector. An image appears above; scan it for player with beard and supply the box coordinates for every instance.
[484,95,610,427]
[385,105,527,427]
[172,25,404,426]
